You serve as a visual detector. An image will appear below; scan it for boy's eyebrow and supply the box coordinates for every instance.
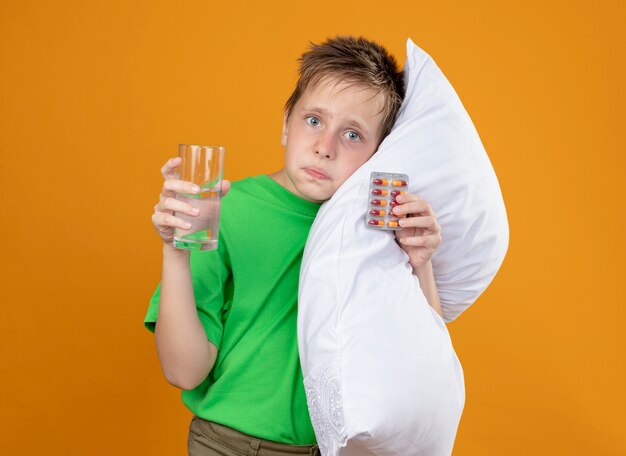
[301,106,368,133]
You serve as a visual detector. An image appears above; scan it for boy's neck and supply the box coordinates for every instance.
[266,168,323,204]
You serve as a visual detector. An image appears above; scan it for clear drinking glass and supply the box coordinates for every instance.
[173,144,225,251]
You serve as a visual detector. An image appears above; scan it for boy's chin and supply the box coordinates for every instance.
[286,171,336,203]
[297,184,332,203]
[302,192,329,204]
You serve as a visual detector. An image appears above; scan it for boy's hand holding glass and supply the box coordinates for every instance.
[152,152,230,250]
[393,194,442,269]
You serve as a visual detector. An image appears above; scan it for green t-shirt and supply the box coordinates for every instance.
[144,175,321,444]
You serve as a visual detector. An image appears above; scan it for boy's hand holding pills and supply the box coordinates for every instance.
[393,193,442,269]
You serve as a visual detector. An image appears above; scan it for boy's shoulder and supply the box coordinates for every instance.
[226,175,272,203]
[223,174,277,207]
[225,175,320,216]
[229,174,268,192]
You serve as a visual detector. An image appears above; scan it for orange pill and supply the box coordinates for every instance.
[371,188,388,196]
[391,180,407,187]
[370,199,387,206]
[390,190,407,197]
[387,220,399,228]
[370,209,387,217]
[369,219,384,226]
[372,178,389,186]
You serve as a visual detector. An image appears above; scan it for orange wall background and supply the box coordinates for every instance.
[1,1,624,454]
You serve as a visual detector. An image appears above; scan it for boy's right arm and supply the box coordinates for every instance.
[150,157,229,390]
[155,244,217,390]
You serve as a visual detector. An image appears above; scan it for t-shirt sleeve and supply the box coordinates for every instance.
[143,245,231,350]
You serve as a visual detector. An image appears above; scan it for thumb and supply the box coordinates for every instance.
[221,180,231,197]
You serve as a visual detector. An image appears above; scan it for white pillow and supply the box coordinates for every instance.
[298,39,509,455]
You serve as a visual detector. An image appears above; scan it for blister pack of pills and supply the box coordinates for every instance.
[366,172,409,230]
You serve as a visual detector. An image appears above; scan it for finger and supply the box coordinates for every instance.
[163,179,201,195]
[153,199,168,215]
[397,233,442,249]
[395,193,422,204]
[160,157,182,179]
[392,200,432,217]
[151,212,174,231]
[398,215,440,232]
[393,193,432,214]
[394,194,437,218]
[161,197,201,216]
[221,179,231,197]
[155,212,193,231]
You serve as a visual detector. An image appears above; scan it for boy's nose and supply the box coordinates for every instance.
[314,132,336,159]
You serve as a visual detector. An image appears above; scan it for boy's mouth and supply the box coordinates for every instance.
[305,167,330,180]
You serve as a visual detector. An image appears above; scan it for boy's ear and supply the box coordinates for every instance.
[281,112,289,147]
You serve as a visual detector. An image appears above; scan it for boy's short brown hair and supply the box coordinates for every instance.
[285,36,405,141]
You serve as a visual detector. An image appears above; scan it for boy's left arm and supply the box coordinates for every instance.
[392,194,444,319]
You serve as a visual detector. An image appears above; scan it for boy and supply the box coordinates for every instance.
[146,36,443,455]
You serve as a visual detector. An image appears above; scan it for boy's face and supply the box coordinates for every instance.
[276,77,385,203]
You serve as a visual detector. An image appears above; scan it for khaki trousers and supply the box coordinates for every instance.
[188,416,321,456]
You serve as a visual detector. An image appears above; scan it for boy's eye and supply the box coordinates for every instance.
[345,131,361,141]
[305,116,321,126]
